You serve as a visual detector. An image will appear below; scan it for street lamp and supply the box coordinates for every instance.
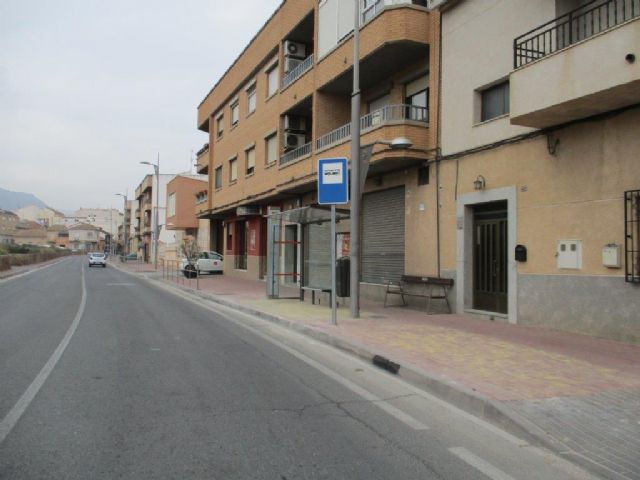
[140,156,160,269]
[348,2,414,318]
[115,192,128,255]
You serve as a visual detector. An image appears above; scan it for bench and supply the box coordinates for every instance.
[301,285,332,305]
[384,275,454,314]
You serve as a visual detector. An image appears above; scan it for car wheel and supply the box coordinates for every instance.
[102,264,106,268]
[183,264,197,278]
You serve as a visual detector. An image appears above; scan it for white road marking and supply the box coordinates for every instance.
[0,257,68,284]
[449,447,516,480]
[0,265,87,444]
[143,280,429,431]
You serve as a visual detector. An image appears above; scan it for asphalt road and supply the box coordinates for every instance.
[0,257,599,479]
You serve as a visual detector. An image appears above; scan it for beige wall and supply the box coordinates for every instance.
[438,107,640,277]
[440,0,551,155]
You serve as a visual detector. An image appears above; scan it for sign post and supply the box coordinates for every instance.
[317,157,349,326]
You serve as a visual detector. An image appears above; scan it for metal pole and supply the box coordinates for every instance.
[153,154,160,270]
[349,0,361,318]
[331,204,337,325]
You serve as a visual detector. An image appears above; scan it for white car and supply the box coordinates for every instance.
[88,252,107,268]
[180,251,223,276]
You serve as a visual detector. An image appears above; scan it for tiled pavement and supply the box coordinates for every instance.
[118,261,640,480]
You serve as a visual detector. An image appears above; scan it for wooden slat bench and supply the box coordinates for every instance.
[384,275,454,314]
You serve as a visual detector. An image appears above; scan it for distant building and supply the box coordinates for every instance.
[68,223,105,252]
[66,208,123,236]
[14,205,65,227]
[13,220,47,245]
[47,224,69,248]
[164,174,208,259]
[0,209,19,245]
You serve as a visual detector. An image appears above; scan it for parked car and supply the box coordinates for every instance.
[124,252,137,260]
[88,252,107,268]
[180,251,223,277]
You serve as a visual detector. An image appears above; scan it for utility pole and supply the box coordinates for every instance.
[350,0,361,318]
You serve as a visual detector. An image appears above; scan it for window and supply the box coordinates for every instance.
[215,166,222,189]
[229,157,238,182]
[265,133,277,165]
[405,74,428,121]
[167,193,176,217]
[480,81,510,122]
[266,64,278,97]
[245,146,255,176]
[246,84,256,114]
[216,115,224,139]
[417,166,429,186]
[230,100,239,127]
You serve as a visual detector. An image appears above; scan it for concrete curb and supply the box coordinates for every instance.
[112,262,616,480]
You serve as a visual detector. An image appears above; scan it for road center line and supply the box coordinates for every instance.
[448,447,516,480]
[0,264,87,444]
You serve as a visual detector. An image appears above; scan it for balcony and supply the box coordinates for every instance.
[316,104,428,151]
[280,142,312,167]
[196,143,209,174]
[510,0,640,128]
[281,54,314,90]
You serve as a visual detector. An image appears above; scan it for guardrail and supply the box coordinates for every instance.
[280,141,312,166]
[514,0,640,68]
[315,104,428,151]
[281,54,314,90]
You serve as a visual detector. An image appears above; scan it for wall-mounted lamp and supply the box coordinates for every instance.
[546,132,560,156]
[473,175,486,191]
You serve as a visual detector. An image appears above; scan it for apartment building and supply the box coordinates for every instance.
[134,173,176,263]
[197,0,438,287]
[0,209,19,244]
[434,0,640,341]
[66,208,123,237]
[165,174,209,259]
[68,223,104,252]
[15,205,65,227]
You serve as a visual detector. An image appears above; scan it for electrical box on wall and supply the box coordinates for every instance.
[602,244,621,268]
[557,240,582,269]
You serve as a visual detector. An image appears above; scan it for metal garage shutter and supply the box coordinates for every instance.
[304,221,331,288]
[362,187,405,284]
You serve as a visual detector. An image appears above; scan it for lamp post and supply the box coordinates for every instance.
[140,155,160,269]
[115,192,128,255]
[350,0,362,319]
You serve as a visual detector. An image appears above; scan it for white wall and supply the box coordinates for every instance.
[440,0,555,155]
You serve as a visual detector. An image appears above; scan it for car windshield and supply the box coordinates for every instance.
[92,253,104,258]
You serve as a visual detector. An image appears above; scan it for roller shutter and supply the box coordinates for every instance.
[362,187,405,284]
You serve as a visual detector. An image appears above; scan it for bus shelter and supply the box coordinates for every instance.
[266,206,350,301]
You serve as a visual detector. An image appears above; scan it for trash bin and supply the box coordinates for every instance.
[336,256,350,297]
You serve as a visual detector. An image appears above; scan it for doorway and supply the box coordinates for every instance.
[473,201,508,314]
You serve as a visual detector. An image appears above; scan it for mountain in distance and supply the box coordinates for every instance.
[0,186,48,211]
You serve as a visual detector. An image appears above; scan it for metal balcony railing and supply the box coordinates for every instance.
[315,104,428,151]
[281,54,314,90]
[514,0,640,68]
[280,142,312,166]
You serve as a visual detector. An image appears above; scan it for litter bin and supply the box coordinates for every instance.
[336,256,350,297]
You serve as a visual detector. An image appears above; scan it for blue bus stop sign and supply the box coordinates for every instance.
[317,157,349,205]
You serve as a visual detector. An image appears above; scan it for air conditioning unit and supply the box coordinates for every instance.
[284,115,307,132]
[283,40,306,59]
[285,133,306,150]
[284,57,304,73]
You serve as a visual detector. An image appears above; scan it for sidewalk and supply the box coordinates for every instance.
[118,261,640,480]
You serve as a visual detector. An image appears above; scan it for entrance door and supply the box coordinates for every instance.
[473,201,508,314]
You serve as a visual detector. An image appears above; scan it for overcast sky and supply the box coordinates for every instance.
[0,0,281,212]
